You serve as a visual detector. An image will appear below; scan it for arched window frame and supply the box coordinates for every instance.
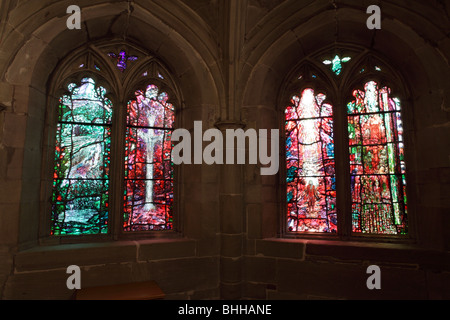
[41,41,183,244]
[279,47,415,241]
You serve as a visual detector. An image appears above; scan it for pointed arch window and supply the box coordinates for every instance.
[283,52,409,238]
[51,78,113,236]
[348,81,408,235]
[124,85,175,232]
[285,88,337,233]
[48,43,179,239]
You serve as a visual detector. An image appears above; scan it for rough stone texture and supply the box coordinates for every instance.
[14,242,138,272]
[242,239,450,300]
[138,239,197,261]
[255,239,305,260]
[0,0,449,300]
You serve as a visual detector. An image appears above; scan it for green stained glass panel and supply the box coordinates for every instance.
[51,78,112,236]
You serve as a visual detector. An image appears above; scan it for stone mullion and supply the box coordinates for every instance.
[334,90,352,238]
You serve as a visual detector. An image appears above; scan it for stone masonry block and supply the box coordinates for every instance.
[255,239,305,260]
[244,256,276,283]
[138,239,197,261]
[14,242,137,272]
[3,113,27,148]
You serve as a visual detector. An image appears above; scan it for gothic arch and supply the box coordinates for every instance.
[239,1,447,243]
[3,1,222,108]
[6,1,223,249]
[242,2,449,111]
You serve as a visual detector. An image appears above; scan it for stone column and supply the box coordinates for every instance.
[216,0,248,299]
[216,120,245,300]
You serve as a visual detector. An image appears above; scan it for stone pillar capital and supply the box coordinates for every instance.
[214,119,246,131]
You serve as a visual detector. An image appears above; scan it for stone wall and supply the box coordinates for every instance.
[5,239,219,300]
[243,240,449,300]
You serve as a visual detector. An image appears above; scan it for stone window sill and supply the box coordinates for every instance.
[253,238,450,271]
[14,238,198,273]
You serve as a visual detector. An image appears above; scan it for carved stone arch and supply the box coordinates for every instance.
[340,51,412,105]
[278,60,338,114]
[49,45,119,101]
[123,56,183,111]
[52,72,116,106]
[3,1,222,122]
[93,41,148,95]
[48,39,184,113]
[45,45,122,150]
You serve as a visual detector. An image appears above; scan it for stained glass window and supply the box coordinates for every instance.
[348,81,408,234]
[124,85,175,231]
[108,50,138,72]
[323,55,351,76]
[286,89,337,233]
[51,78,113,236]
